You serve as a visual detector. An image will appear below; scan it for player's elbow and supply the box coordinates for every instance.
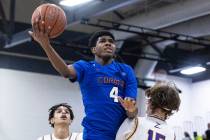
[55,68,69,77]
[59,71,76,80]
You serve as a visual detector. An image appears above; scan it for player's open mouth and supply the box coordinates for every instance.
[60,115,67,119]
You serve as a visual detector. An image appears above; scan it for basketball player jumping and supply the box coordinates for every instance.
[29,19,138,140]
[116,82,181,140]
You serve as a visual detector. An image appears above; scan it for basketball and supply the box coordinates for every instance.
[31,3,67,38]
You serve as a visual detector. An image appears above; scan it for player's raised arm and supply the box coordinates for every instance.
[28,21,76,79]
[29,4,76,79]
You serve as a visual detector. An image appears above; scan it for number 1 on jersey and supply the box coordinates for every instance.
[148,129,165,140]
[110,87,118,102]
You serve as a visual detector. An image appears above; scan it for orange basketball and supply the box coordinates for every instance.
[31,3,67,38]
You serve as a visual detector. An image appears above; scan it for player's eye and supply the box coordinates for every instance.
[99,39,106,43]
[64,110,70,114]
[108,39,114,43]
[56,110,62,113]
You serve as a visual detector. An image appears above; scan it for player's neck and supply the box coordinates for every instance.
[95,56,113,65]
[53,125,70,139]
[148,114,165,121]
[148,109,166,121]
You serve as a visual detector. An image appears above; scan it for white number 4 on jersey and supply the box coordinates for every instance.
[110,87,118,102]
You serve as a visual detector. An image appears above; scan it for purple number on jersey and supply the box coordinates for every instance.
[148,129,166,140]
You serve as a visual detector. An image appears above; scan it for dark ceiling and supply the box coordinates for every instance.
[0,0,210,88]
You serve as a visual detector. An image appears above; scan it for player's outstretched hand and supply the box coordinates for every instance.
[119,96,138,118]
[118,96,137,113]
[28,17,51,47]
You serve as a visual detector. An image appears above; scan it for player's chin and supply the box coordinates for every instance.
[101,53,114,58]
[58,120,70,124]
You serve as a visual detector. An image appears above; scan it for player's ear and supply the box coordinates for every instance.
[69,118,73,124]
[50,118,54,125]
[91,47,96,54]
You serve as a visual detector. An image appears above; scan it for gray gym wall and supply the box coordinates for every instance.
[0,68,210,140]
[0,68,84,140]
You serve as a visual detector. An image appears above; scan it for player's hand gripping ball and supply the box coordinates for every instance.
[31,3,67,38]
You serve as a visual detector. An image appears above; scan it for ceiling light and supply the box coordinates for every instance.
[59,0,94,7]
[180,66,206,75]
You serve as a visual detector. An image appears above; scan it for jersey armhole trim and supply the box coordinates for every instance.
[126,117,139,140]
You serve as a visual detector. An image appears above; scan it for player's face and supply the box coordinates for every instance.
[51,106,72,126]
[93,36,116,59]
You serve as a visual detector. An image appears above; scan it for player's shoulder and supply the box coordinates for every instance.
[163,124,174,133]
[114,61,133,71]
[115,61,131,68]
[74,60,89,64]
[137,116,144,119]
[37,134,50,140]
[122,117,143,126]
[135,116,154,127]
[71,132,83,140]
[136,117,146,124]
[137,116,149,121]
[73,60,94,68]
[123,116,144,121]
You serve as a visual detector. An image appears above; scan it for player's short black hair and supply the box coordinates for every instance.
[48,103,74,127]
[145,82,181,118]
[88,30,115,47]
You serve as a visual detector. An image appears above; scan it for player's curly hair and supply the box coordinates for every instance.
[145,82,181,118]
[88,30,115,48]
[48,103,74,127]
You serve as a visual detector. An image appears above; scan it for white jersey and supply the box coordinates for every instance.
[116,117,175,140]
[37,133,83,140]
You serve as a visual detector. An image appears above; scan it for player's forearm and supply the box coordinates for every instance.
[42,43,72,77]
[126,106,138,119]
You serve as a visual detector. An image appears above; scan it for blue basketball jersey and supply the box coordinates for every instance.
[72,60,137,140]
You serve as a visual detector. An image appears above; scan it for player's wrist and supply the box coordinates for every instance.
[126,106,138,119]
[40,40,51,49]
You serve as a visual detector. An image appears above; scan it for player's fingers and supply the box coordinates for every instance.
[28,30,35,39]
[34,18,41,33]
[39,20,45,34]
[118,96,124,105]
[32,22,35,32]
[38,15,42,33]
[28,31,33,36]
[125,97,136,102]
[32,18,38,33]
[46,26,51,35]
[119,97,132,111]
[40,7,45,22]
[132,100,136,105]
